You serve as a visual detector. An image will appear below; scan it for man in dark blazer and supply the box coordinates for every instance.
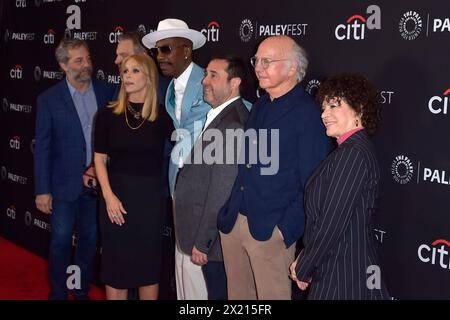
[34,39,115,300]
[174,55,249,299]
[218,36,331,299]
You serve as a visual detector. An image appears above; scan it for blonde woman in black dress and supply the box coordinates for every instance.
[94,54,172,300]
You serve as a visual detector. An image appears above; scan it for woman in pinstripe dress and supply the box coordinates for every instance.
[290,73,390,300]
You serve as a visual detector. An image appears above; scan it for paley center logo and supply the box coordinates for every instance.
[305,79,321,96]
[10,64,23,79]
[335,5,381,40]
[391,155,414,184]
[109,26,124,44]
[239,18,307,42]
[2,98,32,113]
[96,69,120,84]
[44,29,55,44]
[392,155,449,187]
[201,21,220,42]
[399,11,423,40]
[34,66,64,81]
[1,166,28,185]
[428,88,450,115]
[3,98,9,112]
[418,239,450,270]
[4,28,35,41]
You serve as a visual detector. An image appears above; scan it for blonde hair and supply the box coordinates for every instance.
[111,54,159,121]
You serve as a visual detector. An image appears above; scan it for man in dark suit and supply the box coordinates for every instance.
[218,36,331,299]
[34,39,115,300]
[174,55,249,299]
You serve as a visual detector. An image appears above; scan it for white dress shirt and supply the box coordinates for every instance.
[173,62,194,123]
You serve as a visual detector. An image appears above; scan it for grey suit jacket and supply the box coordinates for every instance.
[174,98,249,261]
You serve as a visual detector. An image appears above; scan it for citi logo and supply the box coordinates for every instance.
[418,239,450,270]
[9,136,21,150]
[109,26,124,44]
[44,29,55,44]
[201,21,220,42]
[399,11,422,40]
[16,0,27,7]
[428,88,450,114]
[335,5,381,40]
[391,155,414,185]
[10,65,23,79]
[6,205,16,220]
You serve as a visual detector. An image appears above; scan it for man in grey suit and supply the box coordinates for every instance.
[174,56,250,299]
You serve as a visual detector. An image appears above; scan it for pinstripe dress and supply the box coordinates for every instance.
[295,129,390,300]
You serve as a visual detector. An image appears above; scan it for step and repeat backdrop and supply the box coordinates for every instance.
[1,0,449,299]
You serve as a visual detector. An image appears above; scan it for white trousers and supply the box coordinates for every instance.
[175,244,208,300]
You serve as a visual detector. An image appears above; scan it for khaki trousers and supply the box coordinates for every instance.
[220,214,295,300]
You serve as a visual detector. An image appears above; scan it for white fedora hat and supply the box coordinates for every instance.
[142,18,206,50]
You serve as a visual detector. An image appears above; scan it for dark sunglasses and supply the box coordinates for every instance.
[149,44,186,57]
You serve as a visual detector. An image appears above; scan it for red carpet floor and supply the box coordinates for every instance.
[0,237,105,300]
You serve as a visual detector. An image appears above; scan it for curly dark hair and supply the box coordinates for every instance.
[316,73,382,136]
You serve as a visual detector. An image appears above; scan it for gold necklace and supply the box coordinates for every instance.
[127,102,142,119]
[125,106,147,130]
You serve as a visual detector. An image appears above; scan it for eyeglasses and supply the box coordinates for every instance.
[150,44,186,57]
[250,56,289,69]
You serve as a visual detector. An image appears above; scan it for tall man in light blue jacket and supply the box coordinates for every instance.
[143,18,210,299]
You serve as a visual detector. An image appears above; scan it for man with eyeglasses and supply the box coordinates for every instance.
[217,35,331,299]
[142,18,210,300]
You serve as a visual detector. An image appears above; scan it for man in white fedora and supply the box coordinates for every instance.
[142,18,210,300]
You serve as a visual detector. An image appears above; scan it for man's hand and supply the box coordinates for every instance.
[36,194,53,214]
[83,165,97,188]
[191,246,208,266]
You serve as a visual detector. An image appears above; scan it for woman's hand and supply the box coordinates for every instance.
[104,192,127,225]
[289,252,310,291]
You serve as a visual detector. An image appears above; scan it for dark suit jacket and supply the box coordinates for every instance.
[174,98,249,261]
[34,78,115,201]
[218,84,331,247]
[295,129,390,300]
